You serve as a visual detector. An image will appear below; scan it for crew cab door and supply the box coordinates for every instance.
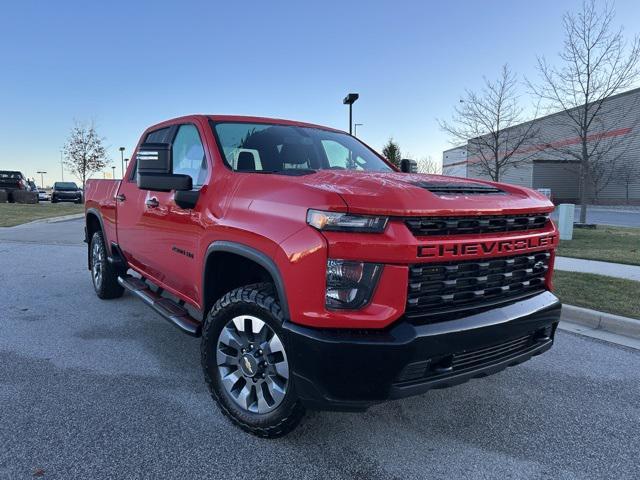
[116,126,174,274]
[119,122,211,305]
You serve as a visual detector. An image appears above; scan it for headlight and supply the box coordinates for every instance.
[307,209,388,233]
[325,259,382,309]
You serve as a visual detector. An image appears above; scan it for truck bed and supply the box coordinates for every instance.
[85,179,121,246]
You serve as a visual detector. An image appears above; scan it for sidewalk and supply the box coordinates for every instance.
[555,256,640,282]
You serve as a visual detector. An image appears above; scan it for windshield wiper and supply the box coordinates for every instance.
[271,168,316,176]
[239,168,317,176]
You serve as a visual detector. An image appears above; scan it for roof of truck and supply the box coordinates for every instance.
[145,114,345,134]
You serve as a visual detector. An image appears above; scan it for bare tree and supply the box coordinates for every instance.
[417,155,441,174]
[530,0,640,222]
[614,159,638,203]
[382,138,402,168]
[63,122,110,192]
[439,64,539,182]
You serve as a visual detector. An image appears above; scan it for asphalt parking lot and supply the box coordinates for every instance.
[1,219,639,479]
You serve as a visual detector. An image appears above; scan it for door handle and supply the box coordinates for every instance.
[145,197,159,208]
[115,193,126,202]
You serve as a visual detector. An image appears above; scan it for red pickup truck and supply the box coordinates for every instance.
[85,114,561,437]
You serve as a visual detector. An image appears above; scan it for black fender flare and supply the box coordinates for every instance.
[85,208,106,241]
[85,208,108,269]
[203,241,290,321]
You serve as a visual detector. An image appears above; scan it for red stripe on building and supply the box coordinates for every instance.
[445,127,633,168]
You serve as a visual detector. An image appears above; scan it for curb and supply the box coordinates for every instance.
[36,213,84,224]
[2,213,84,228]
[561,304,640,339]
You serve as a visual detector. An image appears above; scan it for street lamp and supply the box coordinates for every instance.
[124,158,130,177]
[343,93,359,135]
[59,150,65,181]
[354,123,364,137]
[36,171,47,189]
[111,166,116,179]
[119,147,125,179]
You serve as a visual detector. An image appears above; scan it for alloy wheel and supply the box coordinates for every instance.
[216,315,289,414]
[92,241,104,289]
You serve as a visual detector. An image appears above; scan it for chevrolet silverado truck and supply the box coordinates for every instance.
[84,114,561,437]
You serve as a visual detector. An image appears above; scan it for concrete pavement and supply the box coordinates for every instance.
[555,256,640,281]
[0,216,83,245]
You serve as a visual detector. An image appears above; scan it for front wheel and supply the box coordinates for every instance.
[201,283,305,438]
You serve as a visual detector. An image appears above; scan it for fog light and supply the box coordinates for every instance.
[326,259,382,309]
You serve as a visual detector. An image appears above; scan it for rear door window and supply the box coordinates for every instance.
[130,127,173,180]
[145,128,172,143]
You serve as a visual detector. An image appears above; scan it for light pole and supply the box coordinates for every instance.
[60,150,65,181]
[354,123,364,137]
[119,147,125,179]
[111,166,116,179]
[124,158,130,177]
[343,93,359,135]
[37,171,47,188]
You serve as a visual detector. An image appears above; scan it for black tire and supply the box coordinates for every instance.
[201,283,305,438]
[51,196,57,203]
[90,231,124,299]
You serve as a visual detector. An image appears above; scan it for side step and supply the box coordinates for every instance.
[118,276,202,337]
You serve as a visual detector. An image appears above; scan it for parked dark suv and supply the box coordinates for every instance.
[51,182,82,203]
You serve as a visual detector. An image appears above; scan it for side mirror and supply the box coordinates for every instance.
[400,158,418,173]
[136,142,172,174]
[135,142,192,192]
[137,173,192,192]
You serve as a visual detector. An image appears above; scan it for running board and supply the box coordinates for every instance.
[118,276,202,337]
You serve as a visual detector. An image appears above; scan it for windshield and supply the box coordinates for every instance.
[55,182,78,190]
[212,122,393,173]
[0,171,23,179]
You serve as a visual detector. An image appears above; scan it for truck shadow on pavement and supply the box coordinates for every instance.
[69,294,640,479]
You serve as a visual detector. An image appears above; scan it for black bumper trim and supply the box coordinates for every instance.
[282,291,561,411]
[389,337,552,399]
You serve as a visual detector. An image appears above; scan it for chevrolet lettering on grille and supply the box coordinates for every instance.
[417,234,557,258]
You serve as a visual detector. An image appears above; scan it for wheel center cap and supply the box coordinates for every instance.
[239,354,259,377]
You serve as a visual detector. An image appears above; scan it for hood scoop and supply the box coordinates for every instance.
[413,181,503,195]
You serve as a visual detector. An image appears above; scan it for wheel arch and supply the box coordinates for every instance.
[85,209,106,269]
[202,241,290,321]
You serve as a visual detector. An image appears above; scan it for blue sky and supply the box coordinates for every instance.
[1,0,639,186]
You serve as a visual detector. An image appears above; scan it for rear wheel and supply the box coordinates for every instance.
[201,283,304,438]
[90,231,124,299]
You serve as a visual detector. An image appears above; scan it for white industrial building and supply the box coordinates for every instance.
[442,87,640,204]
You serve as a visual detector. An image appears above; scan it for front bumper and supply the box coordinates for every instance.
[282,291,561,411]
[54,192,82,201]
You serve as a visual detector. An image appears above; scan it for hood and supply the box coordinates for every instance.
[294,171,554,216]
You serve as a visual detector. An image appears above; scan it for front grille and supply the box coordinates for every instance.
[406,251,550,322]
[394,333,545,384]
[405,213,550,236]
[451,335,533,370]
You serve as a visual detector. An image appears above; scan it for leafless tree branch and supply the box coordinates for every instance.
[439,64,540,181]
[63,121,110,191]
[529,0,640,221]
